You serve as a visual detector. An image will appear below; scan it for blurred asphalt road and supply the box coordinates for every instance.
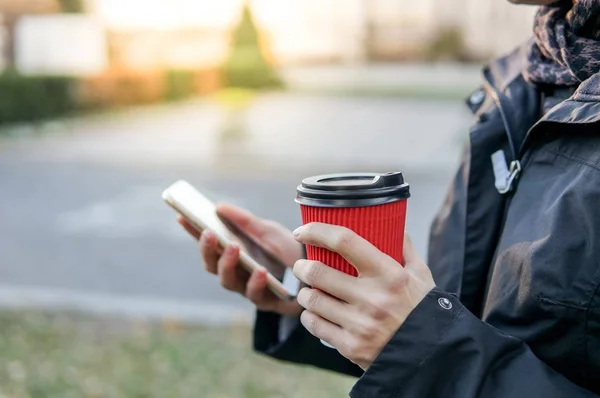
[0,93,470,323]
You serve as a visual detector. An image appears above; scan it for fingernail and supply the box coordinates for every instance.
[293,227,302,238]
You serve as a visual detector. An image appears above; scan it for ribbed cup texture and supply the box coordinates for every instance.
[300,200,407,276]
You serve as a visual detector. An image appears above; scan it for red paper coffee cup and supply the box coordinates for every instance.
[295,172,410,277]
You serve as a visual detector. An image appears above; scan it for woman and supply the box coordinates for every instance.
[179,0,600,396]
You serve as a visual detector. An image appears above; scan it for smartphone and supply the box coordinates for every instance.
[162,180,296,301]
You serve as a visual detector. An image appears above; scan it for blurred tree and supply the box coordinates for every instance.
[362,0,377,62]
[425,25,474,62]
[164,69,195,101]
[59,0,85,13]
[222,3,282,89]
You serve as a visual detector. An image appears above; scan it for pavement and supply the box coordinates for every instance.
[281,63,482,94]
[0,92,471,324]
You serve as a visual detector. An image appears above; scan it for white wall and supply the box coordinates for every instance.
[15,15,108,76]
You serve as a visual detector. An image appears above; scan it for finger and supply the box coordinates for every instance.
[246,269,303,316]
[217,243,244,293]
[177,216,201,240]
[216,203,269,239]
[294,223,389,275]
[200,231,220,274]
[296,287,354,328]
[293,260,359,303]
[300,310,344,349]
[246,268,269,303]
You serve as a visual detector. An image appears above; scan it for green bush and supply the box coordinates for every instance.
[0,70,77,125]
[164,69,195,101]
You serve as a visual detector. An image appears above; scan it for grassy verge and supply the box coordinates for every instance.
[0,311,354,398]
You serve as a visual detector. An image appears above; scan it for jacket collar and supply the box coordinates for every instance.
[479,39,600,159]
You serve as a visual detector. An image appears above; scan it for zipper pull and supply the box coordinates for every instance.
[491,150,521,195]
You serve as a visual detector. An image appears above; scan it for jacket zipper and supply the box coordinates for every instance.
[479,73,540,299]
[482,75,523,195]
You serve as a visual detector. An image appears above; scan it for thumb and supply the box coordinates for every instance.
[403,233,430,277]
[402,233,420,264]
[216,203,268,239]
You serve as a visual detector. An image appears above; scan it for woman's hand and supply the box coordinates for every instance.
[179,203,303,316]
[292,223,435,369]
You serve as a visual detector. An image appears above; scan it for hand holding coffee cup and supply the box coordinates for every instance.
[295,172,410,272]
[292,172,436,365]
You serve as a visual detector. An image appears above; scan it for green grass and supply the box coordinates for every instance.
[0,311,354,398]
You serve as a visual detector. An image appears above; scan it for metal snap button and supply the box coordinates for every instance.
[438,297,453,310]
[469,90,485,106]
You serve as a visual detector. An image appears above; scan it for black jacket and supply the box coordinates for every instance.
[253,43,600,397]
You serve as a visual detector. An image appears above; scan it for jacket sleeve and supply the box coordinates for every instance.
[350,288,598,398]
[253,310,363,377]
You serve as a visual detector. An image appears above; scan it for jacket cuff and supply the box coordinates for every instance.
[350,288,462,398]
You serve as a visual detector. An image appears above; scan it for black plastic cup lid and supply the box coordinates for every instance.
[296,172,410,208]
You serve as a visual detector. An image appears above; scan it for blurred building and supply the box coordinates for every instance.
[0,0,539,74]
[107,29,228,71]
[288,0,537,62]
[461,0,536,58]
[0,0,60,66]
[0,0,59,14]
[88,0,537,67]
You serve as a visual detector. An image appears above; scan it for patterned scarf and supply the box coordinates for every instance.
[525,0,600,86]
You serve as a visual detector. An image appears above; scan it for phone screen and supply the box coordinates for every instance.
[217,214,287,281]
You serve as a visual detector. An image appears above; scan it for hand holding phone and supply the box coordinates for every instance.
[163,181,303,315]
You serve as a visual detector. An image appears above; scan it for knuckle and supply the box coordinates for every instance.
[245,281,261,301]
[304,261,323,284]
[199,238,209,255]
[334,228,356,251]
[304,222,316,231]
[216,257,230,272]
[306,290,320,311]
[365,296,393,322]
[354,318,377,340]
[387,269,409,292]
